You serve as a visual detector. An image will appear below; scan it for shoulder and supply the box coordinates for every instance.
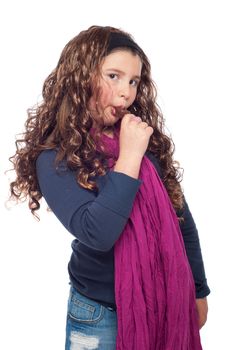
[145,150,163,179]
[36,149,68,181]
[36,149,67,172]
[36,149,58,168]
[36,149,82,200]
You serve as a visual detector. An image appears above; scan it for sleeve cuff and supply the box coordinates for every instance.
[195,281,211,298]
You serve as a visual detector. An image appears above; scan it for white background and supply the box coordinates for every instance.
[1,0,231,349]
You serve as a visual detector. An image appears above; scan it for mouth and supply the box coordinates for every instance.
[111,106,128,118]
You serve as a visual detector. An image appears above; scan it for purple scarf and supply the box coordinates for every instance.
[92,124,202,350]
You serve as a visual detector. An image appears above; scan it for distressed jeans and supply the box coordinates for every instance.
[65,285,117,350]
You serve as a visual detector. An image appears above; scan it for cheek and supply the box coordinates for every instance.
[100,82,114,105]
[130,89,138,104]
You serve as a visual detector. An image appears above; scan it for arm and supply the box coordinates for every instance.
[177,197,211,299]
[177,198,210,329]
[36,149,142,252]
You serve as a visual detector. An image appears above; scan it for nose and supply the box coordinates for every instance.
[118,82,130,100]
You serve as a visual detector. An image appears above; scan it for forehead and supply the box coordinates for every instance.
[101,50,142,73]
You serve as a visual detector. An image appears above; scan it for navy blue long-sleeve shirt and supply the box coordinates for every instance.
[36,149,210,309]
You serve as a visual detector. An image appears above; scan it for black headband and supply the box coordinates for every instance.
[107,32,143,55]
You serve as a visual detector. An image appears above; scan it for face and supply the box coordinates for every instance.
[89,49,142,128]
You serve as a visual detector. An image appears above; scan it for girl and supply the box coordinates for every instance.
[9,26,210,349]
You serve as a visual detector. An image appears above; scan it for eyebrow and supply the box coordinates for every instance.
[105,68,141,80]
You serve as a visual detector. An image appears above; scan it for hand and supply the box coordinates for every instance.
[119,114,154,159]
[196,297,208,329]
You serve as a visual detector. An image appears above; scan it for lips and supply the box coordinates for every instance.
[111,107,117,116]
[111,106,127,118]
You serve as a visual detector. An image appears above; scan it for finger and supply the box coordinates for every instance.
[131,116,142,122]
[139,121,149,128]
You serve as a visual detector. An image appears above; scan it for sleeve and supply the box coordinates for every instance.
[36,150,142,252]
[177,197,211,298]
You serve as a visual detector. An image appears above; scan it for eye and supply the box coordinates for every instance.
[130,79,139,87]
[108,73,118,80]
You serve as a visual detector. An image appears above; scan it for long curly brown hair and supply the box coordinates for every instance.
[8,25,185,221]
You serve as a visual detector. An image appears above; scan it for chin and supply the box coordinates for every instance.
[103,118,118,127]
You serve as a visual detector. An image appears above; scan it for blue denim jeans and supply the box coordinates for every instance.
[65,285,117,350]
